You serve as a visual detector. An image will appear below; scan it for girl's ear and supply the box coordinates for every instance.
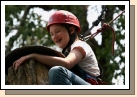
[69,26,75,34]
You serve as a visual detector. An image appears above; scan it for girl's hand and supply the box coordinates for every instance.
[13,54,33,70]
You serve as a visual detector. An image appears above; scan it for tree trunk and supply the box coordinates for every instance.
[7,58,50,85]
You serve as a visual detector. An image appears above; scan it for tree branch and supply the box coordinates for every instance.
[5,5,31,55]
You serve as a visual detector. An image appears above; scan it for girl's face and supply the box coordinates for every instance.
[49,24,70,49]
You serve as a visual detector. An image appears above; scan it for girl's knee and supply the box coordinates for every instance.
[48,66,64,76]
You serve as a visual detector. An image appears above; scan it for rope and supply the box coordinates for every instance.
[84,9,125,55]
[108,10,125,25]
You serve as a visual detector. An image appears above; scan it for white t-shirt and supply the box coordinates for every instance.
[71,40,100,77]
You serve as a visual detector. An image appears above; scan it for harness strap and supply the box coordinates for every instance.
[70,64,108,85]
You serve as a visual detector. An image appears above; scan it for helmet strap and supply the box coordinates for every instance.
[61,24,77,56]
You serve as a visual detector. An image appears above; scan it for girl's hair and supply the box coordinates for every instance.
[60,23,78,55]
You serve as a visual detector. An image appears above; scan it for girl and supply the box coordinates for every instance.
[13,10,100,85]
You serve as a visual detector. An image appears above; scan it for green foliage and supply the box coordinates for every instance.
[5,5,25,36]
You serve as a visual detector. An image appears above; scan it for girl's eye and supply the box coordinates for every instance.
[56,30,60,33]
[50,30,60,36]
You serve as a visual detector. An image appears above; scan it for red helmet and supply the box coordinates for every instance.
[46,10,80,33]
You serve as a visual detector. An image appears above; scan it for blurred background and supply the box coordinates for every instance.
[5,4,125,85]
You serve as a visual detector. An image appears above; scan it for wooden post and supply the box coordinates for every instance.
[7,59,50,85]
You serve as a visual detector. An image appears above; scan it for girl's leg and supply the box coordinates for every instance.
[48,66,90,85]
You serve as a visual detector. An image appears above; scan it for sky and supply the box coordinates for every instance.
[2,1,129,89]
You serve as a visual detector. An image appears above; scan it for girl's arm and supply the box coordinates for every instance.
[13,47,86,70]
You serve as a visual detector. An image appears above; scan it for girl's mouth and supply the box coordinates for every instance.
[56,38,62,43]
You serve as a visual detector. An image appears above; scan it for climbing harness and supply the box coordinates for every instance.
[79,6,125,84]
